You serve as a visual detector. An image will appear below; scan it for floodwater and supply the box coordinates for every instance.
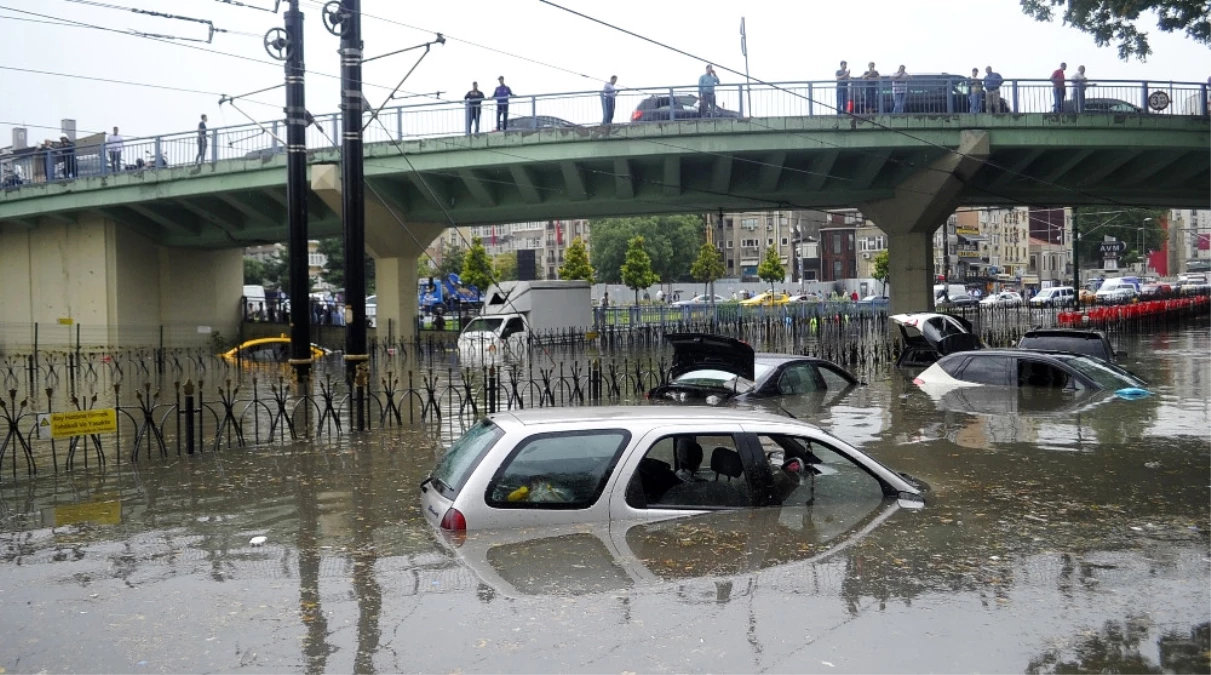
[1,328,1208,674]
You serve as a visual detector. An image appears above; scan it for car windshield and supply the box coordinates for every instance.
[672,363,773,393]
[464,317,504,333]
[1019,335,1108,359]
[1056,355,1146,390]
[431,419,504,497]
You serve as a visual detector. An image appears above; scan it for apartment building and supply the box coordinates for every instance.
[709,210,828,281]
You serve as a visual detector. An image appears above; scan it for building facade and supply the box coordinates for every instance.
[710,209,829,281]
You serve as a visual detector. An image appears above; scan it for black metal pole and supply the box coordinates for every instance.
[285,0,312,387]
[340,0,368,430]
[1072,215,1081,309]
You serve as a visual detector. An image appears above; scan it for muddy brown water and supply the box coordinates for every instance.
[0,327,1207,673]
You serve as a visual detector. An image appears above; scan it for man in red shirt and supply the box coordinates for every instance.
[1050,62,1067,112]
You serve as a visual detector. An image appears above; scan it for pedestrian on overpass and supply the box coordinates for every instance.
[1050,63,1067,112]
[464,81,484,134]
[984,66,1004,112]
[1071,65,1091,112]
[196,114,208,164]
[698,65,719,117]
[108,127,124,173]
[891,65,910,113]
[968,68,984,113]
[602,75,618,124]
[836,61,851,114]
[861,62,880,113]
[494,76,514,131]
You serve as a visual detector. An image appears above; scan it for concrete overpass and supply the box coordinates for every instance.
[2,106,1208,346]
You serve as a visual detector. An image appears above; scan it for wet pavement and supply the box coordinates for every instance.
[1,328,1208,673]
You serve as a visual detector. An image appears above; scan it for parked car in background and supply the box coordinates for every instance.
[1138,282,1173,299]
[1029,286,1075,308]
[1016,328,1124,364]
[740,291,792,306]
[671,294,726,307]
[856,295,890,306]
[913,349,1148,394]
[631,95,742,122]
[421,406,926,533]
[789,293,823,303]
[646,333,859,405]
[506,115,578,130]
[936,294,978,308]
[1061,98,1143,114]
[220,336,331,363]
[1095,277,1140,304]
[852,74,1013,114]
[979,291,1023,307]
[891,313,982,368]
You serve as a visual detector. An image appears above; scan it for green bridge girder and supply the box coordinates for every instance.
[1,113,1207,248]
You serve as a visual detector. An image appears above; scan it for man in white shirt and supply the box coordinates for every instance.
[108,126,124,173]
[602,75,618,124]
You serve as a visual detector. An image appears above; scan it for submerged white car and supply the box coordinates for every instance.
[421,407,927,534]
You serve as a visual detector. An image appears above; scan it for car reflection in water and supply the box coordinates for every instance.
[444,493,908,599]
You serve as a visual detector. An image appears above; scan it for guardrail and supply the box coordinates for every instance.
[3,77,1207,190]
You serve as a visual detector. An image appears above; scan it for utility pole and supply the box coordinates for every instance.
[1072,216,1081,307]
[278,0,312,391]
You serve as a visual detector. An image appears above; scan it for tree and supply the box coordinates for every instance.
[589,215,704,283]
[244,257,266,285]
[689,242,726,298]
[620,236,659,304]
[558,236,596,283]
[1073,207,1168,269]
[757,245,785,293]
[460,236,494,291]
[261,251,314,294]
[493,251,518,281]
[418,254,437,280]
[871,250,890,294]
[437,246,465,278]
[317,236,375,293]
[1020,0,1210,61]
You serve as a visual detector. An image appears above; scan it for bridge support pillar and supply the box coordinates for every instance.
[311,164,444,346]
[860,130,990,316]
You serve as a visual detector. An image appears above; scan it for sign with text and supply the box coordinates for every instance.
[38,409,118,439]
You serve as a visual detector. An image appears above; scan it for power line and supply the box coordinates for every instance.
[60,0,263,41]
[0,64,279,108]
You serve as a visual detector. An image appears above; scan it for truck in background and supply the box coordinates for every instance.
[457,280,592,364]
[418,273,482,315]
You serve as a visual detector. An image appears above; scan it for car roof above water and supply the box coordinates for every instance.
[489,405,820,429]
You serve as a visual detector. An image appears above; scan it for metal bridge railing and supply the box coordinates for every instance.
[2,78,1207,190]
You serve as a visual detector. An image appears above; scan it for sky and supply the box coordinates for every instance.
[1,0,1208,143]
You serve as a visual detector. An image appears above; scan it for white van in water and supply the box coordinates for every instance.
[457,281,592,364]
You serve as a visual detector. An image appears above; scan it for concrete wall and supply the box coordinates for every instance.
[0,214,241,350]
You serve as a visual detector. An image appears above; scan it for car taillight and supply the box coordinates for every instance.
[631,110,643,121]
[439,507,467,532]
[912,377,924,385]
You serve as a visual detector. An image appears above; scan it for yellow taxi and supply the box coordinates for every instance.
[739,291,792,307]
[219,336,332,363]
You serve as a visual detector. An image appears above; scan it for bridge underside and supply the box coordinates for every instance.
[0,113,1206,346]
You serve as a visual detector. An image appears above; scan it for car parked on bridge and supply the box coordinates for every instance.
[1060,98,1143,115]
[912,349,1148,395]
[891,312,983,368]
[631,95,742,122]
[506,115,579,131]
[646,333,859,405]
[979,291,1023,307]
[421,406,926,533]
[851,75,1013,114]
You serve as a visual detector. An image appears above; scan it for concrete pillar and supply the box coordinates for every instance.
[861,130,990,316]
[311,164,445,344]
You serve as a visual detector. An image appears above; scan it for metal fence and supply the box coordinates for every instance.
[3,77,1207,188]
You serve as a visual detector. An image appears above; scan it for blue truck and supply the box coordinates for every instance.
[418,273,482,314]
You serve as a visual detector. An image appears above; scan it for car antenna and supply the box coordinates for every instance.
[778,405,797,419]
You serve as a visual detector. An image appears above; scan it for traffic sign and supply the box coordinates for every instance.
[1147,90,1171,112]
[1099,241,1127,254]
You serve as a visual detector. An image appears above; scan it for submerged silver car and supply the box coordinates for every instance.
[421,407,927,534]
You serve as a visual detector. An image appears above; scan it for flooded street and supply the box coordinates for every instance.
[1,327,1208,674]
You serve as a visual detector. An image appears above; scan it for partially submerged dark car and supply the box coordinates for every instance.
[891,313,983,368]
[1017,328,1124,364]
[647,333,859,404]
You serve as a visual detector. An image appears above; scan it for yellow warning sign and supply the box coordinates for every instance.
[46,409,118,439]
[57,317,74,325]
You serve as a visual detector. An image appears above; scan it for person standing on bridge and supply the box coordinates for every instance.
[494,76,514,131]
[835,61,851,114]
[984,66,1004,112]
[698,65,720,117]
[196,114,208,164]
[107,127,124,173]
[1071,65,1091,112]
[602,75,618,124]
[464,82,484,134]
[861,62,880,113]
[968,68,984,113]
[1050,63,1067,112]
[891,65,910,113]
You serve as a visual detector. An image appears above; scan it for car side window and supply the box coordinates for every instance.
[957,355,1012,386]
[487,430,630,509]
[818,364,854,390]
[502,317,525,339]
[625,434,752,509]
[777,364,819,395]
[1016,358,1072,389]
[755,435,886,507]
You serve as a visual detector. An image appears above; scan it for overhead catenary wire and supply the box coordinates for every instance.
[60,0,261,42]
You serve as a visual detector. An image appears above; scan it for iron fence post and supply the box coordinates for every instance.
[154,136,162,168]
[100,138,108,176]
[1011,80,1019,113]
[1201,83,1209,117]
[807,82,813,116]
[1141,81,1149,112]
[946,78,954,114]
[272,121,281,151]
[487,365,498,413]
[669,87,676,121]
[210,128,218,163]
[183,380,196,455]
[396,107,403,140]
[738,84,745,117]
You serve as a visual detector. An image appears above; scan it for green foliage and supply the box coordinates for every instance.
[1020,0,1210,60]
[1074,207,1169,267]
[620,236,660,303]
[690,242,726,294]
[461,236,494,291]
[757,245,786,291]
[589,215,704,284]
[871,250,890,291]
[493,251,518,281]
[558,237,596,283]
[317,236,375,293]
[437,246,465,278]
[418,255,436,279]
[243,257,266,285]
[261,251,314,293]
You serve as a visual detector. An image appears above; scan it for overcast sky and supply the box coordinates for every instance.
[1,0,1208,143]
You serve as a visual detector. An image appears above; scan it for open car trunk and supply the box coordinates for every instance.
[891,313,981,368]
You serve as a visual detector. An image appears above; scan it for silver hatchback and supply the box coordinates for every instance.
[421,407,927,534]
